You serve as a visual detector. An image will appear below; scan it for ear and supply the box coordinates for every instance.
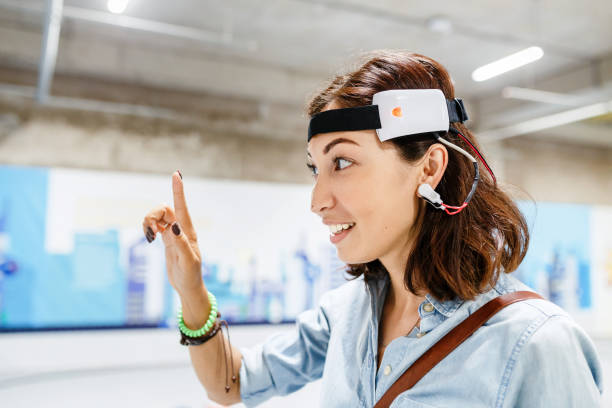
[419,143,448,189]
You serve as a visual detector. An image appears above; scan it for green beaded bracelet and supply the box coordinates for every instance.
[177,291,218,338]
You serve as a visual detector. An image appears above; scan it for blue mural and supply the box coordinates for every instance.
[516,201,592,311]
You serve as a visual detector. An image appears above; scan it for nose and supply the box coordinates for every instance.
[310,177,334,215]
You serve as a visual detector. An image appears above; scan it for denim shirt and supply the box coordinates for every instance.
[238,272,604,407]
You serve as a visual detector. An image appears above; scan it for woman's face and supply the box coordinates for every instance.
[307,101,427,265]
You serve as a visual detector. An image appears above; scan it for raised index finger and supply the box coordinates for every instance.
[172,171,197,241]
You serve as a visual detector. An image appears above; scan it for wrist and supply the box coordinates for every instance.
[178,279,206,300]
[180,285,211,330]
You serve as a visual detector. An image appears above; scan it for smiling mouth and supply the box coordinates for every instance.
[329,223,356,244]
[329,223,356,235]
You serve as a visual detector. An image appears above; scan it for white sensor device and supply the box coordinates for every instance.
[372,89,450,142]
[417,183,443,209]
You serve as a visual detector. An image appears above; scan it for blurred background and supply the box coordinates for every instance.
[0,0,611,407]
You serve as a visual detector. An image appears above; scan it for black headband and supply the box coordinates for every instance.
[307,98,468,142]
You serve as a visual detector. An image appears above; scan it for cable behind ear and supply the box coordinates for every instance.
[448,126,496,185]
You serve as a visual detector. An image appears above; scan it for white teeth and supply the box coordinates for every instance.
[329,223,355,235]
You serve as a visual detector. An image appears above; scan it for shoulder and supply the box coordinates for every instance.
[481,274,605,405]
[465,272,602,380]
[461,272,593,360]
[497,311,604,406]
[473,273,594,355]
[474,272,571,325]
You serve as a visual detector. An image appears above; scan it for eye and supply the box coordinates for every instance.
[335,157,352,171]
[306,162,318,176]
[305,157,353,177]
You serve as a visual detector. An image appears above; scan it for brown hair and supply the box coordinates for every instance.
[306,50,530,301]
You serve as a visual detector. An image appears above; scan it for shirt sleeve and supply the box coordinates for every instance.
[500,314,604,407]
[238,291,332,407]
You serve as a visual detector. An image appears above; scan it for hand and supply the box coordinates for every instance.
[142,171,204,298]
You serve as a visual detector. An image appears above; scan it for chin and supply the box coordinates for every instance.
[336,248,377,265]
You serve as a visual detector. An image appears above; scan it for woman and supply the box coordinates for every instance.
[142,51,603,407]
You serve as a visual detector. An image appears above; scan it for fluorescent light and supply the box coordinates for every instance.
[60,5,258,52]
[478,100,612,141]
[502,87,584,106]
[472,47,544,82]
[107,0,129,14]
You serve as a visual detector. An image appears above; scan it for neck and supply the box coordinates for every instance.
[379,239,426,317]
[384,263,426,318]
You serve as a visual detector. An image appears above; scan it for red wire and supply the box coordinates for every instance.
[454,131,497,184]
[442,203,467,215]
[442,203,465,209]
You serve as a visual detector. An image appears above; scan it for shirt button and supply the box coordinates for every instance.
[417,332,426,338]
[423,303,434,313]
[383,365,392,376]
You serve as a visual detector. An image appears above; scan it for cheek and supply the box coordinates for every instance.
[334,163,417,230]
[336,174,380,219]
[364,173,418,236]
[334,176,419,264]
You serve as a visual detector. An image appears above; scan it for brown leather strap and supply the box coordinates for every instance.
[373,291,544,408]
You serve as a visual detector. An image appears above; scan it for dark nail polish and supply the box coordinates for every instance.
[177,170,182,180]
[146,227,155,243]
[172,223,181,236]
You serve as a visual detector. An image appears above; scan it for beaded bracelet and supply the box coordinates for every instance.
[177,291,218,337]
[176,291,237,393]
[179,317,222,346]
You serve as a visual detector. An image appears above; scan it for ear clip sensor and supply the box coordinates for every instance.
[417,184,443,210]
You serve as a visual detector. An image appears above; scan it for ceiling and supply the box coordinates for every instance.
[0,0,610,146]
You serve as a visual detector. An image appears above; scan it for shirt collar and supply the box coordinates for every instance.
[424,272,516,317]
[424,293,464,317]
[367,271,464,318]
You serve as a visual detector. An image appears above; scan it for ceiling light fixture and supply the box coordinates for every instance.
[472,46,544,82]
[107,0,129,14]
[502,86,583,106]
[426,15,453,34]
[478,100,612,141]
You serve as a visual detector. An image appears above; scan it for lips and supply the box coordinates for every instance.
[328,222,356,235]
[329,223,355,244]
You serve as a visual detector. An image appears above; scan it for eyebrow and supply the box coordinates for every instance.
[306,138,360,158]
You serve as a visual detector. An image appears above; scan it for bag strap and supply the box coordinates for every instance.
[374,290,544,408]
